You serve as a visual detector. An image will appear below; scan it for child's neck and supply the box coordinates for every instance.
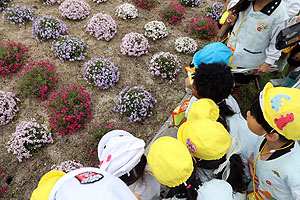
[260,139,287,160]
[253,0,273,12]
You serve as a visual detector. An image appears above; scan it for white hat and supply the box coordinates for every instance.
[48,167,137,200]
[97,130,145,177]
[197,179,233,200]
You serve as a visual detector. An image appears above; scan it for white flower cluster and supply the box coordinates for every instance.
[93,0,107,3]
[41,0,63,5]
[116,3,138,20]
[144,21,168,41]
[175,37,198,54]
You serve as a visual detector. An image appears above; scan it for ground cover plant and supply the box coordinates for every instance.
[175,36,198,54]
[116,3,138,20]
[206,2,224,20]
[144,20,168,41]
[180,0,201,8]
[2,4,34,26]
[51,160,83,172]
[120,32,149,56]
[59,0,90,21]
[159,1,186,24]
[41,0,63,5]
[0,90,20,126]
[132,0,157,10]
[186,17,218,40]
[0,0,11,11]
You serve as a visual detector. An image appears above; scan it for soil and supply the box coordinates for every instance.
[0,0,215,199]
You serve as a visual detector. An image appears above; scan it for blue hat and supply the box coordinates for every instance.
[193,42,232,68]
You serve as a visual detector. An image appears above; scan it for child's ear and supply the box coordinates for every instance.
[265,132,280,143]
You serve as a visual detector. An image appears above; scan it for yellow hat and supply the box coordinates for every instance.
[30,170,65,200]
[147,137,193,188]
[259,82,300,140]
[178,119,231,160]
[187,98,219,121]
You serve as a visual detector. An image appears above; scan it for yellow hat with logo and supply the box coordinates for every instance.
[147,136,193,188]
[187,98,219,121]
[259,82,300,140]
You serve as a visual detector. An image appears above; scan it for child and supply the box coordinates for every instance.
[246,82,300,199]
[148,136,235,200]
[97,130,160,200]
[31,167,139,200]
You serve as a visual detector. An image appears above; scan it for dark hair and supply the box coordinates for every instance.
[192,63,235,130]
[250,98,292,143]
[196,154,247,193]
[229,0,252,15]
[119,154,147,186]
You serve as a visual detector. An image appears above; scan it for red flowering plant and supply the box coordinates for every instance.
[186,17,218,40]
[158,1,186,24]
[47,85,92,135]
[79,121,115,167]
[0,163,9,197]
[17,61,59,101]
[132,0,157,11]
[0,41,28,77]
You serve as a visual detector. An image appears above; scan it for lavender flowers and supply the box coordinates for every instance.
[32,15,68,42]
[51,160,84,172]
[206,2,224,21]
[83,58,120,90]
[120,32,150,56]
[59,0,90,20]
[0,90,20,126]
[114,86,157,123]
[0,0,11,11]
[2,4,34,26]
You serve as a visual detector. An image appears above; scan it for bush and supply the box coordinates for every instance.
[47,85,92,135]
[17,61,59,100]
[144,21,168,41]
[86,13,117,41]
[0,90,20,126]
[93,0,107,3]
[51,160,84,172]
[149,52,181,84]
[206,2,224,21]
[51,35,87,62]
[120,32,149,56]
[186,17,218,40]
[180,0,201,7]
[41,0,63,5]
[175,36,198,54]
[116,3,138,20]
[0,41,28,77]
[114,86,156,123]
[79,121,115,167]
[2,5,34,26]
[159,1,186,24]
[59,0,90,20]
[6,119,53,162]
[0,163,8,197]
[32,15,68,42]
[83,58,120,90]
[0,0,11,11]
[132,0,157,10]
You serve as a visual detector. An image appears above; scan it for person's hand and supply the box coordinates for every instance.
[134,193,141,200]
[296,15,300,23]
[185,77,192,90]
[292,52,300,62]
[255,62,271,74]
[226,11,237,24]
[248,155,259,185]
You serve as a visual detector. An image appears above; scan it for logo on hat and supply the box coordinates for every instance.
[75,171,104,184]
[274,113,294,131]
[186,138,197,153]
[271,94,292,113]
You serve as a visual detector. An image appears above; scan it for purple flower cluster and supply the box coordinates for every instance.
[41,0,63,5]
[0,90,20,126]
[2,4,34,26]
[120,32,150,56]
[0,0,11,11]
[149,52,181,84]
[51,160,84,172]
[86,13,117,41]
[83,57,120,90]
[180,0,201,7]
[114,86,157,123]
[59,0,90,20]
[6,119,53,162]
[51,35,87,62]
[32,15,68,42]
[206,2,224,20]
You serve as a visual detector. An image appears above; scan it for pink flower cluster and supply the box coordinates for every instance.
[187,17,218,40]
[59,0,90,20]
[159,1,186,24]
[47,85,92,135]
[132,0,157,11]
[0,41,28,77]
[0,90,20,126]
[51,160,84,172]
[120,32,150,56]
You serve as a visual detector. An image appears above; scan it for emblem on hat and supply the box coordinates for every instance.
[271,94,291,113]
[186,138,197,153]
[75,171,104,184]
[274,113,294,131]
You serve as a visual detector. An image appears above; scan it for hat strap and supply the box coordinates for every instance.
[213,136,241,180]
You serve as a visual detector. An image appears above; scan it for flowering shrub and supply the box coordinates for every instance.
[32,15,68,42]
[206,2,224,20]
[86,13,117,41]
[159,1,186,24]
[0,41,28,77]
[47,85,92,135]
[0,164,9,197]
[51,160,84,172]
[187,17,218,40]
[132,0,157,10]
[0,0,11,11]
[149,52,180,84]
[79,121,115,167]
[2,5,34,26]
[144,21,168,41]
[180,0,201,7]
[41,0,63,5]
[83,58,120,90]
[6,119,53,162]
[51,35,87,62]
[18,61,59,100]
[114,86,156,123]
[59,0,90,20]
[93,0,107,3]
[116,3,138,20]
[175,37,198,54]
[120,32,149,56]
[0,90,20,126]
